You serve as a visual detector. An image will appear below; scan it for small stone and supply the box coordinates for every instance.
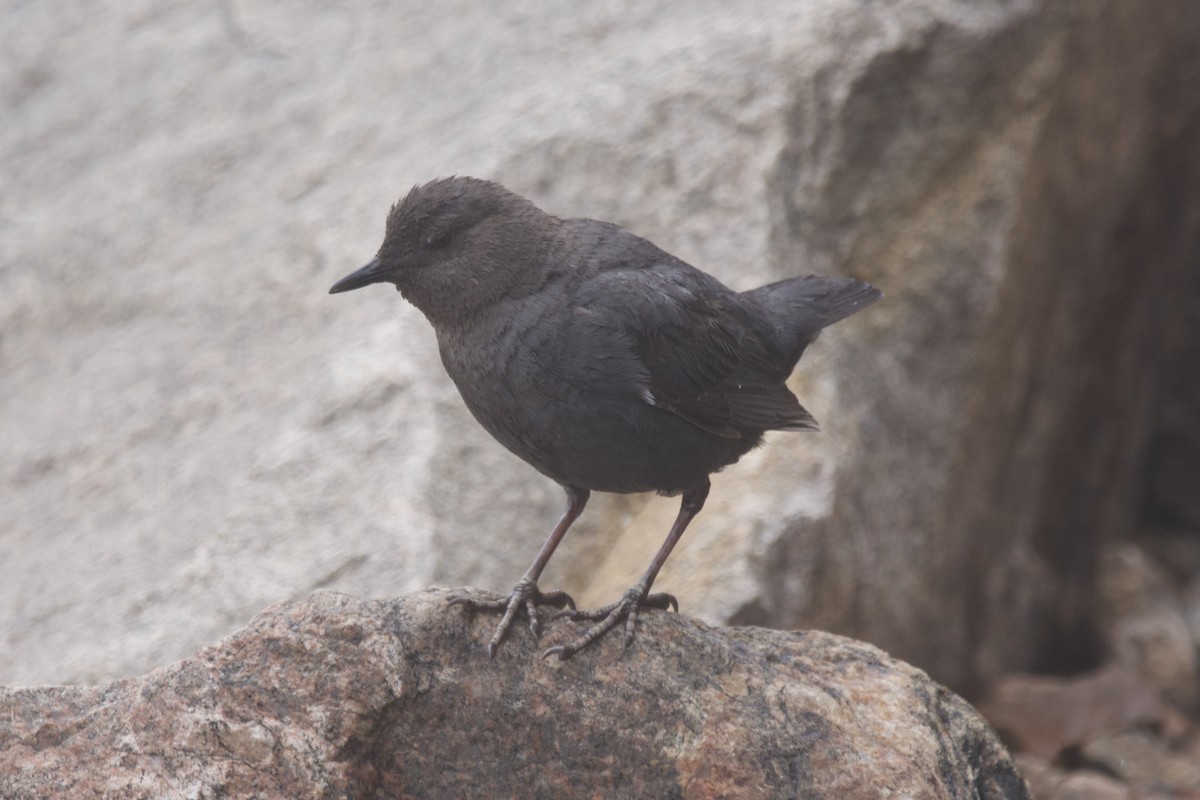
[978,666,1163,759]
[1081,730,1200,796]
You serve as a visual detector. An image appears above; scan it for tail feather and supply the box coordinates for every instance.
[741,275,882,362]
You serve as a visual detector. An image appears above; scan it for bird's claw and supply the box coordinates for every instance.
[449,581,575,657]
[542,589,677,660]
[655,592,680,613]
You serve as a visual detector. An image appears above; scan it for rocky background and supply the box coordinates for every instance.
[3,0,1200,796]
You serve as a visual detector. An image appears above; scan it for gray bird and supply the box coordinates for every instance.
[330,177,881,659]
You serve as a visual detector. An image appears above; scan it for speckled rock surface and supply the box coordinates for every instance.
[0,590,1027,799]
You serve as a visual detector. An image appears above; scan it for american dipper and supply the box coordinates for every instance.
[330,177,881,660]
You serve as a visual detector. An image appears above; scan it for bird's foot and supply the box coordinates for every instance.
[449,579,575,657]
[542,587,677,660]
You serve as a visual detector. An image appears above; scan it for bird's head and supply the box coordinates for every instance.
[330,176,554,325]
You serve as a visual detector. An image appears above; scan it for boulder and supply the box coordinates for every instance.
[0,590,1028,799]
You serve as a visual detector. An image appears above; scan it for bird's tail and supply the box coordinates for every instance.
[741,275,882,363]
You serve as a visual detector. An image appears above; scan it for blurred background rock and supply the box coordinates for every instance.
[3,5,1199,786]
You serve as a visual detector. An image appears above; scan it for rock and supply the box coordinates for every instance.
[1015,753,1194,800]
[978,666,1164,760]
[1046,771,1135,800]
[1187,580,1200,658]
[1014,757,1136,800]
[1098,543,1200,710]
[1140,290,1200,531]
[1080,731,1200,798]
[3,0,1200,694]
[1135,527,1200,586]
[0,590,1029,800]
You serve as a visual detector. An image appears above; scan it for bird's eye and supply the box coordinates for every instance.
[427,230,453,249]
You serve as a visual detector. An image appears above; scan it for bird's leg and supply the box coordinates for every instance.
[544,481,710,661]
[449,485,589,657]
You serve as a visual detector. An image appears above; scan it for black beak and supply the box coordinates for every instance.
[329,258,387,294]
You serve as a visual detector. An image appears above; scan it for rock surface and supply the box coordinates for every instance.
[0,590,1027,799]
[978,666,1165,761]
[3,0,1200,693]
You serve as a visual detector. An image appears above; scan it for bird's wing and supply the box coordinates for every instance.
[571,263,815,438]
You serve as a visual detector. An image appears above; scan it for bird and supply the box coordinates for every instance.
[329,176,881,659]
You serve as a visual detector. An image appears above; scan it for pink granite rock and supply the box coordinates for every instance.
[0,590,1027,799]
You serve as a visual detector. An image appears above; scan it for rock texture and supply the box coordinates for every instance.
[0,590,1027,800]
[3,0,1200,693]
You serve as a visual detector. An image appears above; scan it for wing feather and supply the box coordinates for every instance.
[571,262,814,436]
